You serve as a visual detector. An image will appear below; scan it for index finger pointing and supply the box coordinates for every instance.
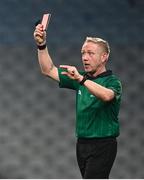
[59,65,71,69]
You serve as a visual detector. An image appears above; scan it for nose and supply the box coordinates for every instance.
[82,53,89,62]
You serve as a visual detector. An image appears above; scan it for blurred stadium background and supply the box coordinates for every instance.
[0,0,144,178]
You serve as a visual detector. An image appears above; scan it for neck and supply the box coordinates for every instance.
[88,66,106,77]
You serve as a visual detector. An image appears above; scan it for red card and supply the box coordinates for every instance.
[41,13,51,30]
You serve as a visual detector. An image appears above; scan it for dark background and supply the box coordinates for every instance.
[0,0,144,178]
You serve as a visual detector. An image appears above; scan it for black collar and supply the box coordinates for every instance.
[86,70,112,80]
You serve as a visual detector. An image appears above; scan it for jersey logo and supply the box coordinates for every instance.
[78,90,95,98]
[78,90,82,95]
[90,94,95,98]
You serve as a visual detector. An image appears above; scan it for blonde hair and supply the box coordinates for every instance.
[85,37,110,54]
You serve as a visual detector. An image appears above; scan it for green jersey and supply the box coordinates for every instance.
[58,68,122,138]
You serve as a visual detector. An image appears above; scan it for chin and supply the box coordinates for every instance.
[84,69,92,73]
[84,67,90,72]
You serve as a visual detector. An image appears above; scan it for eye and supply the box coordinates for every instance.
[88,51,95,56]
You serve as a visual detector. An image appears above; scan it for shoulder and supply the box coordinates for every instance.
[106,73,122,85]
[106,74,122,95]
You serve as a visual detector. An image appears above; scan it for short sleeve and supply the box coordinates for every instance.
[106,76,122,101]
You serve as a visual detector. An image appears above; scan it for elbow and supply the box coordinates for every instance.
[102,96,112,102]
[41,69,50,77]
[102,93,115,102]
[40,63,55,77]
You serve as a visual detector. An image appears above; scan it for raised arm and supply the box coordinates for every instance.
[33,24,59,82]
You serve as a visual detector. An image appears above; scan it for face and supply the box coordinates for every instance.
[81,41,108,75]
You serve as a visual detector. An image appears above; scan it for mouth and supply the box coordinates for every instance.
[84,63,90,68]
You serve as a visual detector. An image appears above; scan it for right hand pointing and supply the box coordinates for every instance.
[34,24,46,46]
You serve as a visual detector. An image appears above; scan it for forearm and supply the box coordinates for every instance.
[83,79,114,101]
[38,47,55,75]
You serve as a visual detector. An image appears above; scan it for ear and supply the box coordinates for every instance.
[101,53,109,63]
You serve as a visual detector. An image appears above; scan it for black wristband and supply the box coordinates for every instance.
[37,44,47,50]
[79,74,88,85]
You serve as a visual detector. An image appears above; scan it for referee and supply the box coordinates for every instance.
[34,23,122,179]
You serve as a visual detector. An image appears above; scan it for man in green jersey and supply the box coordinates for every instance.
[34,23,122,179]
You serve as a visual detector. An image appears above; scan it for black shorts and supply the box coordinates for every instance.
[76,137,117,179]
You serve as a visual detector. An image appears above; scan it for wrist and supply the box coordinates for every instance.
[79,74,88,85]
[37,44,47,50]
[76,75,83,83]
